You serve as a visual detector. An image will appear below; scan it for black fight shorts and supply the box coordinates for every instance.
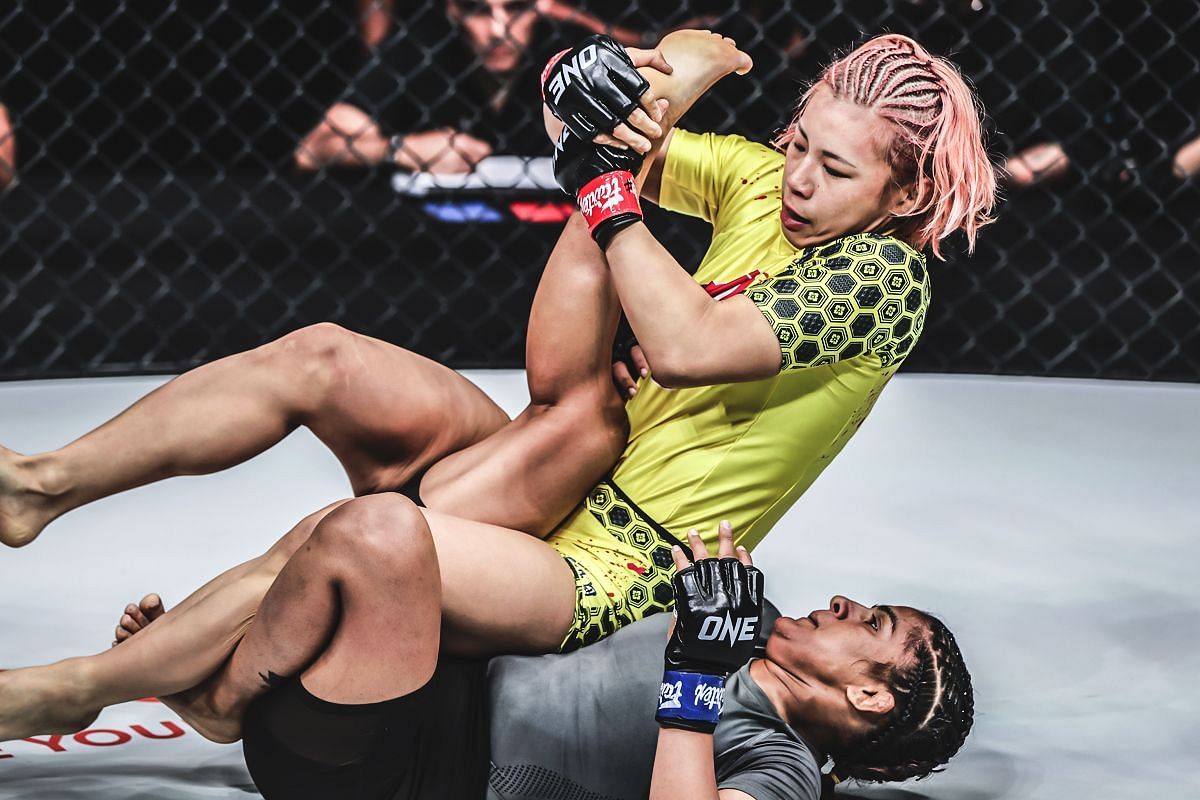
[242,656,489,799]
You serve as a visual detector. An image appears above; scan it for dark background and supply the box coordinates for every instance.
[1,1,1197,380]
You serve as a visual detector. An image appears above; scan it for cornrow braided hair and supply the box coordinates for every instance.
[776,34,997,260]
[826,613,974,794]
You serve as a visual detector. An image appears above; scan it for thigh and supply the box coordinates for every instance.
[296,327,511,495]
[421,509,578,656]
[419,397,627,537]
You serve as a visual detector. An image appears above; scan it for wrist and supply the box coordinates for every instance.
[656,669,726,733]
[601,218,643,250]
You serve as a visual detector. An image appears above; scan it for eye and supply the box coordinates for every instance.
[824,166,850,179]
[867,615,881,631]
[791,140,806,152]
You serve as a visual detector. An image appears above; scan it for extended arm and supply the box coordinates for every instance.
[296,103,491,174]
[648,729,756,799]
[296,102,390,168]
[649,525,763,800]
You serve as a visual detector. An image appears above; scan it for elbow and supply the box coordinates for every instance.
[646,349,701,389]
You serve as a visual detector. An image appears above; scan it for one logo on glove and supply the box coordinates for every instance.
[579,174,628,216]
[697,613,760,647]
[546,44,599,105]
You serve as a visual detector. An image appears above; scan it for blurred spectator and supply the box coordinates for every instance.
[360,0,395,49]
[536,0,650,47]
[1174,135,1200,181]
[296,0,602,173]
[0,101,14,189]
[1004,141,1070,189]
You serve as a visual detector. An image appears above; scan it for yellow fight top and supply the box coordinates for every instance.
[547,129,931,650]
[616,129,930,547]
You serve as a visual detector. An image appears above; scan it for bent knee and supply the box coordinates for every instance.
[531,384,629,438]
[311,494,434,570]
[260,499,353,571]
[515,397,628,479]
[553,391,630,457]
[266,323,364,395]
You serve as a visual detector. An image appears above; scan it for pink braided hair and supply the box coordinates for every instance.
[776,34,997,259]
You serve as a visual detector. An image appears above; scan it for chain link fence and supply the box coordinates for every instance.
[1,1,1197,381]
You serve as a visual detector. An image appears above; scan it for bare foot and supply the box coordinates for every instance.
[0,446,57,548]
[0,660,100,740]
[112,593,165,646]
[107,594,242,743]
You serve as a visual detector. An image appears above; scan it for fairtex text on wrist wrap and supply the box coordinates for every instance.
[577,170,641,248]
[552,127,644,248]
[656,670,726,733]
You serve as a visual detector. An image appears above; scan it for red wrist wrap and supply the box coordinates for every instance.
[577,171,641,237]
[540,49,571,103]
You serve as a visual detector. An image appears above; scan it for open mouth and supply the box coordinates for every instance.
[781,206,811,231]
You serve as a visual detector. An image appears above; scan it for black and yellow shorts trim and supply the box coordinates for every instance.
[548,479,685,653]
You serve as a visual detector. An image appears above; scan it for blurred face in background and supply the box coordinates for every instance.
[449,0,539,75]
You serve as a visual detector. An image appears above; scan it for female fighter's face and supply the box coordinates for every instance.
[779,85,914,250]
[765,595,924,690]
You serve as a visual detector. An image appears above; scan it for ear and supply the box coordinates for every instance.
[889,180,923,218]
[846,684,896,716]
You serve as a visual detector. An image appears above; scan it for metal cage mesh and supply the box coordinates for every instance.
[1,1,1197,381]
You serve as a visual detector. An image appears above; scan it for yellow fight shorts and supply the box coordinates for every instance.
[547,479,685,652]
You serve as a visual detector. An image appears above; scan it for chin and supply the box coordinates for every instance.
[782,228,828,250]
[485,50,521,74]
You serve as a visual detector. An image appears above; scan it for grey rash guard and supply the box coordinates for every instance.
[486,604,822,800]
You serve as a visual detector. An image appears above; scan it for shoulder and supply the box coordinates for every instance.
[715,729,823,800]
[745,232,930,369]
[713,670,822,800]
[669,130,783,176]
[785,232,928,306]
[803,232,925,280]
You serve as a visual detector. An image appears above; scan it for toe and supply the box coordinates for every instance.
[141,594,165,621]
[125,604,149,629]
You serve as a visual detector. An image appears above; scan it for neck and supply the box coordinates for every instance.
[748,658,841,758]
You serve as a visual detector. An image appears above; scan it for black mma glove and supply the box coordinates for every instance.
[656,557,765,734]
[540,34,651,142]
[553,127,644,248]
